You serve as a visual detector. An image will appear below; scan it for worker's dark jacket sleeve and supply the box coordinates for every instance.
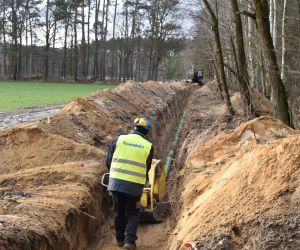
[106,131,154,197]
[106,141,116,170]
[146,146,154,180]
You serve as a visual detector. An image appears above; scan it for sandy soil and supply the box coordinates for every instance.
[0,81,191,249]
[89,82,279,250]
[89,220,171,250]
[1,80,299,250]
[166,83,300,249]
[169,118,300,249]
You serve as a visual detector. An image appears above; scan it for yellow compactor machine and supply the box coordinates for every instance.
[101,159,169,223]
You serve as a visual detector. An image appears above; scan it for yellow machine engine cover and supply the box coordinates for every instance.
[140,190,149,208]
[140,159,166,210]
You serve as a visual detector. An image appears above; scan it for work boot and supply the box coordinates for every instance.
[113,238,124,247]
[123,242,136,250]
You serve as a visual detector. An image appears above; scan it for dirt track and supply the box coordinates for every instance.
[1,81,300,250]
[0,105,62,128]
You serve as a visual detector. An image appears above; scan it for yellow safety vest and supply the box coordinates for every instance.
[110,134,152,184]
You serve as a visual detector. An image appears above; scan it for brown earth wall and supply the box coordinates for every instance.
[0,81,191,249]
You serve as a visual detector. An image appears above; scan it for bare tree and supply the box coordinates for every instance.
[253,0,292,126]
[202,0,234,115]
[81,0,86,80]
[280,0,288,82]
[230,0,253,115]
[93,0,101,80]
[44,0,50,81]
[110,0,118,81]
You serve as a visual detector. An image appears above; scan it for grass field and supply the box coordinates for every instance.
[0,81,117,112]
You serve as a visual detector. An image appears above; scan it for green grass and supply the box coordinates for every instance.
[0,81,117,112]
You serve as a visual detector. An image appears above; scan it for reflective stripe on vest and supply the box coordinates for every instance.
[110,134,152,184]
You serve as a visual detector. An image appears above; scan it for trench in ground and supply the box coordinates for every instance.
[0,82,195,250]
[87,88,196,250]
[47,82,293,250]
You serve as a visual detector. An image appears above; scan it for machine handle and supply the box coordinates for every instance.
[101,173,110,187]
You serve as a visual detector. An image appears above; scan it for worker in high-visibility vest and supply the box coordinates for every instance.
[106,117,154,250]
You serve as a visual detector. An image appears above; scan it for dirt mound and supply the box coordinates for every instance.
[0,124,106,249]
[0,160,105,249]
[0,125,104,175]
[206,81,276,117]
[38,81,190,157]
[230,88,276,117]
[186,116,296,165]
[168,116,300,249]
[2,79,294,250]
[0,81,191,249]
[175,84,276,167]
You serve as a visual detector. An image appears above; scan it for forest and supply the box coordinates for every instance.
[0,0,185,82]
[192,0,300,128]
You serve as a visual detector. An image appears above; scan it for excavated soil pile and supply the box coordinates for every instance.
[1,79,292,250]
[169,116,300,250]
[0,81,190,249]
[38,81,190,157]
[174,82,275,169]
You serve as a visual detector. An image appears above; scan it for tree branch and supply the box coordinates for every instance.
[224,63,239,79]
[241,10,256,20]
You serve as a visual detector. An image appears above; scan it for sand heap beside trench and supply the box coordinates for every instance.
[38,80,190,157]
[0,125,105,249]
[169,116,300,249]
[0,81,190,249]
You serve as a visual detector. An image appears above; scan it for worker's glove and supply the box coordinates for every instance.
[144,181,150,188]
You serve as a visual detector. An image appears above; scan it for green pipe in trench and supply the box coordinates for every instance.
[165,111,187,177]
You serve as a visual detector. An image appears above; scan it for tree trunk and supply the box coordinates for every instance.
[260,47,268,97]
[12,0,18,80]
[70,36,73,78]
[135,36,141,81]
[272,0,277,49]
[118,48,123,82]
[129,0,139,80]
[44,0,50,81]
[62,21,69,78]
[103,0,109,81]
[18,32,22,79]
[29,19,33,77]
[74,7,78,81]
[94,0,100,80]
[123,1,129,81]
[253,0,291,126]
[81,2,86,81]
[230,35,239,76]
[203,0,234,115]
[230,0,253,115]
[209,41,225,100]
[99,0,106,81]
[86,0,91,78]
[25,17,29,77]
[148,45,153,80]
[2,1,7,76]
[111,0,118,81]
[52,20,57,76]
[247,2,255,87]
[280,0,288,82]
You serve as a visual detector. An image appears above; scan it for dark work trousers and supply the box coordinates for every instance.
[111,191,141,244]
